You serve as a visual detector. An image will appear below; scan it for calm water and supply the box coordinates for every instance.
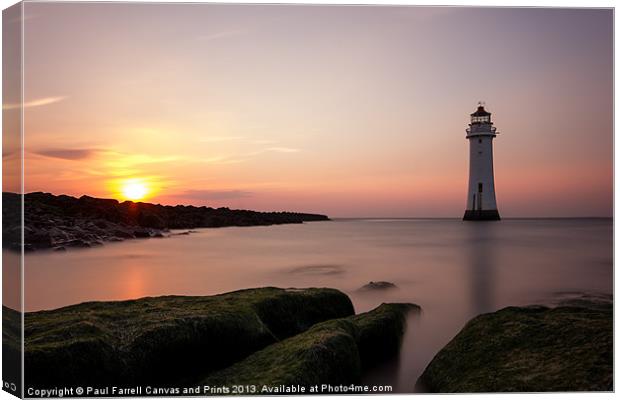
[11,218,614,392]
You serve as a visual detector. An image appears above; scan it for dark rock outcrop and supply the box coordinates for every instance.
[2,192,330,251]
[416,302,612,392]
[22,288,353,388]
[201,303,419,388]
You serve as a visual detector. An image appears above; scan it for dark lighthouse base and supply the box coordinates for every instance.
[463,210,501,221]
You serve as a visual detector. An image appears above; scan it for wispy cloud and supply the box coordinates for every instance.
[198,29,246,42]
[34,148,98,160]
[196,155,249,165]
[177,189,253,200]
[3,96,67,110]
[107,152,179,164]
[266,147,300,153]
[30,140,299,176]
[31,147,182,165]
[195,136,300,162]
[251,139,277,145]
[199,135,246,143]
[245,147,301,156]
[199,136,279,146]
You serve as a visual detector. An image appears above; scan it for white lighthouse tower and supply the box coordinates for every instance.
[463,103,501,221]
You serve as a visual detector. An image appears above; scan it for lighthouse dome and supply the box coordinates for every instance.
[470,105,491,117]
[470,105,491,124]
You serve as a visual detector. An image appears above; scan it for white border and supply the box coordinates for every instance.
[0,1,615,400]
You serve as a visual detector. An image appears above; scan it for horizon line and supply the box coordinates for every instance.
[330,216,613,220]
[6,191,612,220]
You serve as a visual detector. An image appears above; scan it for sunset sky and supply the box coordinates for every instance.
[4,4,613,217]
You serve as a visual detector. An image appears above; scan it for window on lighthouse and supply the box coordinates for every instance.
[472,116,490,124]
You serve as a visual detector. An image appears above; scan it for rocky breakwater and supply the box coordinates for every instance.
[14,287,418,391]
[2,192,329,251]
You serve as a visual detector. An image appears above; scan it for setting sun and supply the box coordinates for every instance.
[121,180,149,201]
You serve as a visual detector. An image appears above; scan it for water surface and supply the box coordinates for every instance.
[16,218,613,392]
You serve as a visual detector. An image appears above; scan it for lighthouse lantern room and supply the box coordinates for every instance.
[463,103,501,221]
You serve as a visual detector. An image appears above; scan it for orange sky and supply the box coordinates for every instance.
[3,4,613,217]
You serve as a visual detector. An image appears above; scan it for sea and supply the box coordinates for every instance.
[5,218,613,392]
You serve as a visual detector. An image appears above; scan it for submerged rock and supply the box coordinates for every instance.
[550,291,612,311]
[416,302,612,392]
[202,303,419,387]
[358,281,398,291]
[288,264,346,276]
[24,287,354,388]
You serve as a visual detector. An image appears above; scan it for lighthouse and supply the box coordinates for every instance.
[463,103,501,221]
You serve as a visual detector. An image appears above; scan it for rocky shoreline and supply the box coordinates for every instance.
[9,287,417,390]
[2,192,329,251]
[4,286,612,393]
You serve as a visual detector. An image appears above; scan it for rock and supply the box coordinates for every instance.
[3,192,330,251]
[132,229,151,238]
[201,303,419,387]
[94,220,109,229]
[24,287,354,388]
[23,227,53,249]
[48,227,73,243]
[138,213,166,230]
[416,302,612,392]
[63,239,91,248]
[2,307,22,391]
[351,303,416,367]
[3,225,22,250]
[112,229,134,239]
[551,291,612,310]
[358,281,397,291]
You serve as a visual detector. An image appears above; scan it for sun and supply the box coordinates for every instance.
[121,180,149,201]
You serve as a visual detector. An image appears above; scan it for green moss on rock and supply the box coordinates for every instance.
[202,303,419,388]
[25,287,354,387]
[352,303,415,368]
[417,303,612,392]
[3,306,22,391]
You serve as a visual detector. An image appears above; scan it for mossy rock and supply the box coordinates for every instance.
[202,303,419,388]
[24,287,354,387]
[3,306,22,391]
[417,303,612,392]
